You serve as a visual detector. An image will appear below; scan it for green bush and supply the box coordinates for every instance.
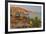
[30,17,41,28]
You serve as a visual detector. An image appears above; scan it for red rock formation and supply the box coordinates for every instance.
[10,6,32,28]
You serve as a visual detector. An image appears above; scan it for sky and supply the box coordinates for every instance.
[11,5,41,19]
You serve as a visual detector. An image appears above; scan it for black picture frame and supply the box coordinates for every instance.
[5,0,45,33]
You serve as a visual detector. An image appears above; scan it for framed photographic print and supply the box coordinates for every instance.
[5,0,45,33]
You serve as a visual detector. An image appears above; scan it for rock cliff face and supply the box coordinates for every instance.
[10,6,32,28]
[10,7,29,16]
